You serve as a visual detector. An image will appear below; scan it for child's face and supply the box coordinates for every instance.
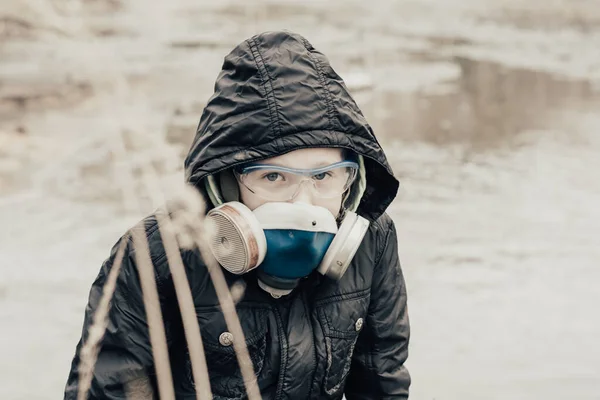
[239,148,345,217]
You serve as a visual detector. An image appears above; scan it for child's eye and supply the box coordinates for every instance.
[264,172,282,181]
[312,172,329,180]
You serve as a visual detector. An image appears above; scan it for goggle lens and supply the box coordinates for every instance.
[236,161,358,201]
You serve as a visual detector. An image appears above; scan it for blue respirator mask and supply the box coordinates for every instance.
[205,161,370,298]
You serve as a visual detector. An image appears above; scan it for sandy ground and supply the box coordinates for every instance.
[1,1,600,399]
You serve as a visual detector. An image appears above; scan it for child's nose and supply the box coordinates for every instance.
[290,180,314,204]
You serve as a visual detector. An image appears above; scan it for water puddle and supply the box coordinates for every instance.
[365,55,600,150]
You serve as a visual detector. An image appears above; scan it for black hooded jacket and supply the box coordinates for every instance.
[65,31,410,399]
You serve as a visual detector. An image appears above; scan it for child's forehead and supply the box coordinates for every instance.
[262,148,344,167]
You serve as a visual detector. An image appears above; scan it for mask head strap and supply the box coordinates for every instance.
[219,169,240,202]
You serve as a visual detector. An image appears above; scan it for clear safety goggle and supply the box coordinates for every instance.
[235,160,359,202]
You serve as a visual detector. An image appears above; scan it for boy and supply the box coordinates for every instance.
[65,30,410,399]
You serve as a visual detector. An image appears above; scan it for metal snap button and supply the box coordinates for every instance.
[219,332,234,346]
[355,317,364,332]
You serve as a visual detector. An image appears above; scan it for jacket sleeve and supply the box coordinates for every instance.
[64,223,176,400]
[345,216,411,399]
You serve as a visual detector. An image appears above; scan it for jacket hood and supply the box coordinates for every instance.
[184,30,399,221]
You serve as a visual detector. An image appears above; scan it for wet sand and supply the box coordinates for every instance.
[1,1,600,399]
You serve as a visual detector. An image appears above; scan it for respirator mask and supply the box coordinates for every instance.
[205,160,370,298]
